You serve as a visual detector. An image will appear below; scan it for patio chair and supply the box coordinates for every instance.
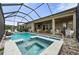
[65,29,74,38]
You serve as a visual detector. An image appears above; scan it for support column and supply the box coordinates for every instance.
[31,23,34,32]
[52,18,55,34]
[73,13,76,31]
[17,22,19,31]
[17,22,20,31]
[73,13,76,38]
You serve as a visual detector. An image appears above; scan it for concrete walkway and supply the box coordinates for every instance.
[4,40,21,55]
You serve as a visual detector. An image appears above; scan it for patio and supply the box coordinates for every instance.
[0,3,78,55]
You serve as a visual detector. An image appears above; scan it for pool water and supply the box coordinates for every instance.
[24,43,45,55]
[17,43,45,55]
[10,32,53,55]
[11,32,37,41]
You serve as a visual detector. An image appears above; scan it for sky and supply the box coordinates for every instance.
[2,3,77,26]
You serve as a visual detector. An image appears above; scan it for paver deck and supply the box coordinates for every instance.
[4,40,21,55]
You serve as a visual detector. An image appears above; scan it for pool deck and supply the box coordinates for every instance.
[4,40,21,55]
[60,38,79,55]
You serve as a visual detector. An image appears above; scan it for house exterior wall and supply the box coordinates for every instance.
[24,9,76,35]
[34,20,52,33]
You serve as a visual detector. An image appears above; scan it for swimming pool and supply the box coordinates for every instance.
[10,32,58,55]
[11,32,37,41]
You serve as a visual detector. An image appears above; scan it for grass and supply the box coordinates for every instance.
[0,48,4,51]
[0,48,4,55]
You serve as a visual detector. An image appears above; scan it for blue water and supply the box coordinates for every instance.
[10,32,53,55]
[25,43,45,55]
[17,42,46,55]
[16,37,53,55]
[11,32,37,41]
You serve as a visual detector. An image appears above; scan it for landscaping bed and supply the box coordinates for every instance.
[0,48,4,55]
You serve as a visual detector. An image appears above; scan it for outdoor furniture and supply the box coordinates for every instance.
[65,29,74,38]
